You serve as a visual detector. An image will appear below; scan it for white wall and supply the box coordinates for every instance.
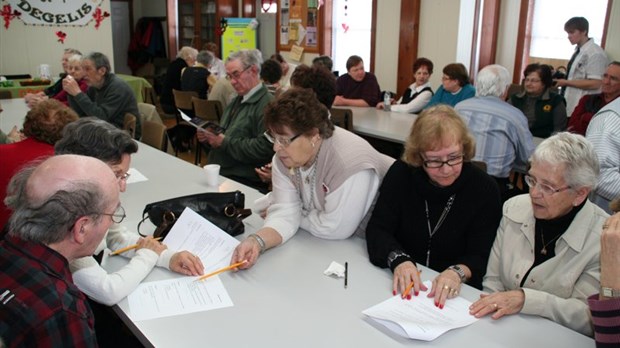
[0,1,114,77]
[373,0,402,92]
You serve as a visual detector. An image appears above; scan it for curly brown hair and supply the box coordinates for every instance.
[290,64,337,108]
[402,104,475,167]
[23,99,78,144]
[264,88,334,139]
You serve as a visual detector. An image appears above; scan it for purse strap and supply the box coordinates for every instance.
[137,210,177,237]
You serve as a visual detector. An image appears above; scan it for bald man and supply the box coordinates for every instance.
[0,155,119,347]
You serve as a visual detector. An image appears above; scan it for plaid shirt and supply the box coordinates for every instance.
[0,236,97,347]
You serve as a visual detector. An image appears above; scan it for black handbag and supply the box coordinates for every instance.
[137,191,251,239]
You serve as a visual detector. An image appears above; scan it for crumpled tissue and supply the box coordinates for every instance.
[323,261,345,278]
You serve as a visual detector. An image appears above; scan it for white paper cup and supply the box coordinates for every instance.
[203,164,220,187]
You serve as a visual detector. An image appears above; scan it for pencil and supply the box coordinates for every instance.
[402,270,423,298]
[195,260,247,282]
[344,262,348,289]
[109,237,162,256]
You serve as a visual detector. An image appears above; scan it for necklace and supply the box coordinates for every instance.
[293,143,322,216]
[424,194,456,266]
[540,229,561,255]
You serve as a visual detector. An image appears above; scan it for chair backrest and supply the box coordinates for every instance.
[192,97,223,122]
[123,113,137,138]
[471,160,488,172]
[329,108,353,130]
[505,83,523,101]
[172,89,198,110]
[0,90,11,100]
[141,120,168,151]
[138,102,163,124]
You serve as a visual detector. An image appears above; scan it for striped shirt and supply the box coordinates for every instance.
[589,294,620,347]
[586,97,620,214]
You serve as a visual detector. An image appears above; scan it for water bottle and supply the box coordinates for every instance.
[383,92,391,111]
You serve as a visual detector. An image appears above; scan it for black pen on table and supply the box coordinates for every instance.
[344,262,348,289]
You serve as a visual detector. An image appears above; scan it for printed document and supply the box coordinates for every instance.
[128,276,233,321]
[362,281,478,341]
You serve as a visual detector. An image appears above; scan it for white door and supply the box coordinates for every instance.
[111,1,132,75]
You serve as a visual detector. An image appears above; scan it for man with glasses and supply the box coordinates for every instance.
[54,118,204,345]
[456,64,535,201]
[0,154,119,346]
[197,49,274,192]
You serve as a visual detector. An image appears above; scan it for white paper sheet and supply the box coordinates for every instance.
[126,168,148,184]
[362,281,479,341]
[127,276,233,321]
[162,207,240,274]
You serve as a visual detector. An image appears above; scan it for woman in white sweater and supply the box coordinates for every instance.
[55,118,204,305]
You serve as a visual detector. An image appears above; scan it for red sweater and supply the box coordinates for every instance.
[0,138,54,229]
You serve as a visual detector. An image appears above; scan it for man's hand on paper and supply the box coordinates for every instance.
[137,236,167,255]
[469,290,525,319]
[428,269,462,309]
[170,251,205,276]
[393,261,426,299]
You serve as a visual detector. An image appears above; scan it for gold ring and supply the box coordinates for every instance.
[493,303,498,310]
[443,285,450,290]
[602,224,609,229]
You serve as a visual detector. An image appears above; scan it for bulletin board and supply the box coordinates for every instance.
[276,0,323,54]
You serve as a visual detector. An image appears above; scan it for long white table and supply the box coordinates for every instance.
[103,143,594,347]
[0,98,28,134]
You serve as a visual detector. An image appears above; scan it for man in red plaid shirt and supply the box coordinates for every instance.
[0,154,120,347]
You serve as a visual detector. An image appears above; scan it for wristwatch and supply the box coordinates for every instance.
[601,286,620,298]
[448,265,467,283]
[387,250,410,268]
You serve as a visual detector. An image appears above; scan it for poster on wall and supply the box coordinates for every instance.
[221,18,257,61]
[5,0,103,26]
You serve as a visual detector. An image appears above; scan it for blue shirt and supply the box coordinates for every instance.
[455,96,535,178]
[426,84,475,108]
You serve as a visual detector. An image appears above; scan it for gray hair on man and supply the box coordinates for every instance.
[530,132,600,189]
[5,155,115,245]
[227,49,264,74]
[197,50,215,67]
[475,64,510,98]
[83,52,112,76]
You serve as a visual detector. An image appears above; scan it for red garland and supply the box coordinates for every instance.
[93,7,110,29]
[56,31,67,44]
[1,4,21,29]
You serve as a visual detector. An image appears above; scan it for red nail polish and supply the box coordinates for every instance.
[440,304,444,309]
[392,290,396,296]
[407,294,411,300]
[435,301,439,307]
[415,291,419,296]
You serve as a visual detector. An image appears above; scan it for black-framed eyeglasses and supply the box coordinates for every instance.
[524,174,571,196]
[115,171,131,181]
[99,205,126,223]
[421,154,464,168]
[263,131,302,147]
[225,66,252,81]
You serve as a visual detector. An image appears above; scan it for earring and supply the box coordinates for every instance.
[311,142,315,148]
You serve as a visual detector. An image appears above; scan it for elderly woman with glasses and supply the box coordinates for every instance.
[470,132,608,337]
[366,105,502,308]
[230,88,394,269]
[55,118,204,306]
[509,63,567,138]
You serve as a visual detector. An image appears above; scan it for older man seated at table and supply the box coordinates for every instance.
[0,154,119,346]
[63,52,141,138]
[455,64,535,200]
[470,132,608,336]
[333,55,381,107]
[0,99,78,230]
[197,49,274,192]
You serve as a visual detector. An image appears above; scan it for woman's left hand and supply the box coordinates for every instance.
[469,290,525,319]
[428,269,462,308]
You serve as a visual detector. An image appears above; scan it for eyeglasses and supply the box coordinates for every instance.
[263,131,302,147]
[421,154,464,168]
[524,175,571,196]
[441,76,452,81]
[225,66,252,81]
[115,171,131,181]
[99,205,126,223]
[524,78,542,83]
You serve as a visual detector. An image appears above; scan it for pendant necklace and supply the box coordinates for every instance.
[294,143,321,216]
[539,229,561,255]
[424,194,456,266]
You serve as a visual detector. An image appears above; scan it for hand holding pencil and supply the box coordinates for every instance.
[109,236,164,256]
[393,261,426,299]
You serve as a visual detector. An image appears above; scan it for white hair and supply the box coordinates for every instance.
[475,64,510,98]
[530,132,600,189]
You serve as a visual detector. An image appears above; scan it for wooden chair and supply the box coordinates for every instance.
[0,91,11,100]
[172,89,198,119]
[192,98,224,165]
[329,108,353,130]
[123,113,137,139]
[141,120,168,151]
[471,160,488,172]
[138,102,163,124]
[505,83,523,101]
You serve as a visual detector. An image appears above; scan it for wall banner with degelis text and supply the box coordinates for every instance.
[5,0,103,26]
